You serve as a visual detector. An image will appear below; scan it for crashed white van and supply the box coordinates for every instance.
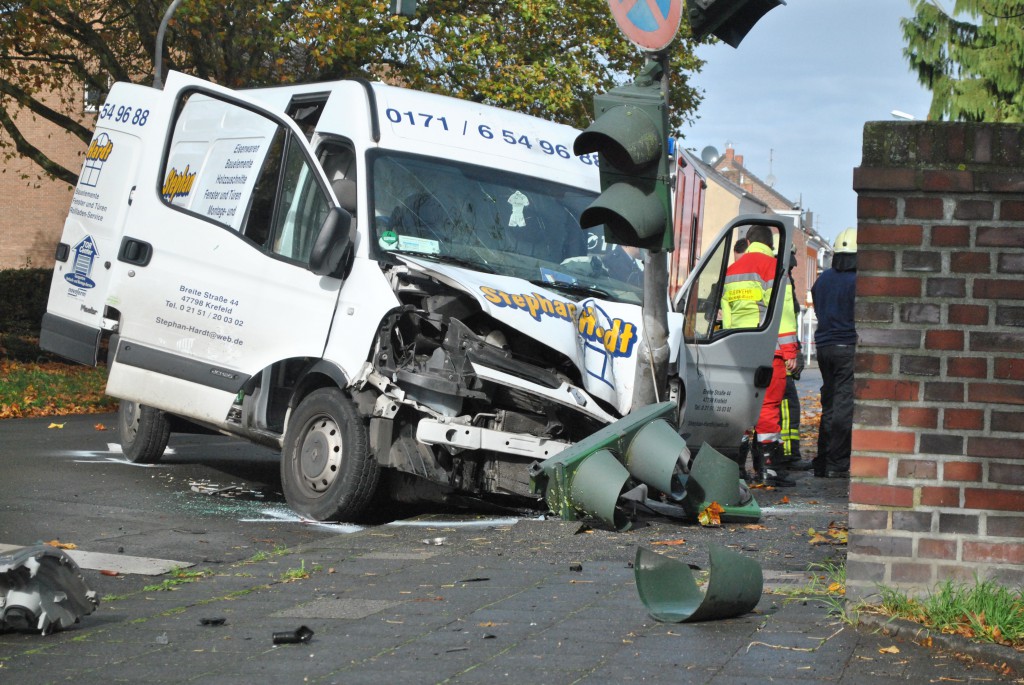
[41,71,792,521]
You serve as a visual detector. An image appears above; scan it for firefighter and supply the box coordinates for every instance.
[721,225,798,487]
[779,250,813,471]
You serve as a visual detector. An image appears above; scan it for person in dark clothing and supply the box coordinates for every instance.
[811,228,858,478]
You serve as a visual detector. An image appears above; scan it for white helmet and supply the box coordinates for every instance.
[834,227,857,254]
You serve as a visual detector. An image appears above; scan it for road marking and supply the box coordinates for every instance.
[0,543,192,575]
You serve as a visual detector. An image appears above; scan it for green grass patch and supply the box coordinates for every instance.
[142,567,213,592]
[0,360,117,419]
[873,577,1024,648]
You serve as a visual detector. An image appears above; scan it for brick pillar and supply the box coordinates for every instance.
[847,122,1024,600]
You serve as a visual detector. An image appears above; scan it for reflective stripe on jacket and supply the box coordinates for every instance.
[721,241,775,330]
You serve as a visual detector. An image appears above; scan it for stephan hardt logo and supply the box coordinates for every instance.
[162,165,197,202]
[80,133,113,188]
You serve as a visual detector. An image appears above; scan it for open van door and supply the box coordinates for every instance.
[673,215,794,459]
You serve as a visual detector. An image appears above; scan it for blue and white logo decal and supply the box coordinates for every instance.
[578,298,637,388]
[64,236,99,289]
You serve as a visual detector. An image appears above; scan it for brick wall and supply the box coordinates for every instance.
[0,89,87,269]
[847,121,1024,600]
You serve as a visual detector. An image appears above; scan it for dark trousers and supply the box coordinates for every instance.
[815,344,855,474]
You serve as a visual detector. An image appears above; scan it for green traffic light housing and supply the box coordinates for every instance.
[530,402,688,530]
[530,402,762,530]
[574,61,673,251]
[390,0,417,16]
[685,0,786,48]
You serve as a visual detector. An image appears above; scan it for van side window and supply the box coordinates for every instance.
[162,91,331,266]
[269,138,331,262]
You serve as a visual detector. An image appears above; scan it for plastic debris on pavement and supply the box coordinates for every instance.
[633,544,763,622]
[0,545,99,635]
[273,625,315,644]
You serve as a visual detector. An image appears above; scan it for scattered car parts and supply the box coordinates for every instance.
[0,545,99,635]
[633,544,763,623]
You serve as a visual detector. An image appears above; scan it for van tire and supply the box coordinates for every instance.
[281,388,379,522]
[118,400,171,464]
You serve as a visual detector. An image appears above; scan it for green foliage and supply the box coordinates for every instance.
[0,1,708,184]
[876,576,1024,647]
[142,567,213,592]
[902,0,1024,122]
[0,267,51,327]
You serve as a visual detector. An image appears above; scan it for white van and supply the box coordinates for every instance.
[41,71,792,521]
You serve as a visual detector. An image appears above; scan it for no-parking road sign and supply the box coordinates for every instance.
[607,0,684,52]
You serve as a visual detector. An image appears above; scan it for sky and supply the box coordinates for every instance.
[683,0,935,244]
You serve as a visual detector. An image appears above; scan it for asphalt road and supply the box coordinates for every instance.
[0,411,348,594]
[1,378,1015,683]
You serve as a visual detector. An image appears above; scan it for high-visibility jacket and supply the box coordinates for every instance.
[721,241,798,360]
[778,281,799,359]
[721,241,775,330]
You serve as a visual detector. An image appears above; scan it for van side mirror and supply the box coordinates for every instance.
[309,207,355,280]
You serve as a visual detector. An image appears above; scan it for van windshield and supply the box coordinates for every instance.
[369,151,644,305]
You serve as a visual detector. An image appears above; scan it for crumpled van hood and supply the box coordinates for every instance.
[399,255,674,416]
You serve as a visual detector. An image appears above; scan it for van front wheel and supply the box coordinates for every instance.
[118,400,171,464]
[281,388,379,522]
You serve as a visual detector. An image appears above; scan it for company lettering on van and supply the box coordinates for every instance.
[86,138,113,162]
[480,286,637,358]
[162,165,196,202]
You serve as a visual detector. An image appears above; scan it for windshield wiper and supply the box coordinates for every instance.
[529,279,611,300]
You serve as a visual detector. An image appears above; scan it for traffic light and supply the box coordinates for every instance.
[390,0,416,16]
[685,0,786,48]
[530,402,690,530]
[574,60,672,251]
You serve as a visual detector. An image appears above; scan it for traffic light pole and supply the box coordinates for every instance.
[632,52,672,409]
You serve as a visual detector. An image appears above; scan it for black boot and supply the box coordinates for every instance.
[762,441,795,488]
[736,433,753,482]
[750,439,767,486]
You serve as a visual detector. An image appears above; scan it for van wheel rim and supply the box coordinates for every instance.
[298,415,343,493]
[123,401,140,441]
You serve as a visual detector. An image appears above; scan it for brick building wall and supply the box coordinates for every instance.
[0,91,88,269]
[846,121,1024,600]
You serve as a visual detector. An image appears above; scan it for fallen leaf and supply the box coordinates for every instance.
[779,496,790,504]
[698,501,725,527]
[878,645,900,654]
[652,539,686,546]
[743,524,768,530]
[100,569,119,577]
[94,423,107,431]
[46,540,77,550]
[48,422,65,429]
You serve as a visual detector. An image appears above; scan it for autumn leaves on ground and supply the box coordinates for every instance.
[0,315,114,419]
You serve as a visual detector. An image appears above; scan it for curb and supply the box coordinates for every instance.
[858,612,1024,676]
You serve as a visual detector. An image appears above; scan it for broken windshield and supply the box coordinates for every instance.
[369,151,644,305]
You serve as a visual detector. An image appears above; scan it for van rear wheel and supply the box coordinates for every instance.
[118,400,171,464]
[281,388,379,522]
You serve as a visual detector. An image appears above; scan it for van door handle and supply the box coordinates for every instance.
[118,237,153,266]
